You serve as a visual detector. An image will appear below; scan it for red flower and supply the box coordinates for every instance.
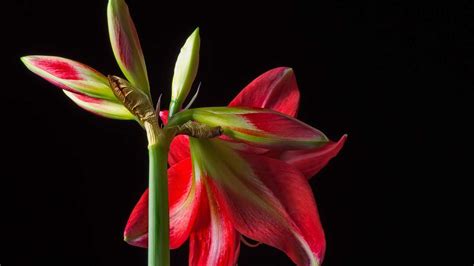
[125,67,346,265]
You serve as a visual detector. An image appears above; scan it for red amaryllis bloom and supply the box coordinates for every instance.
[124,67,346,265]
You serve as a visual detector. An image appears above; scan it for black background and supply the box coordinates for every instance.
[1,0,471,265]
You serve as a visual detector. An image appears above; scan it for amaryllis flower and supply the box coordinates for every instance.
[124,67,347,265]
[21,0,346,265]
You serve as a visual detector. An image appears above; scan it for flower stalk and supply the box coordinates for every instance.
[146,122,170,266]
[108,74,170,266]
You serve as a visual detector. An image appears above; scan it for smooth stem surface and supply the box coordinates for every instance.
[168,100,179,118]
[146,122,170,266]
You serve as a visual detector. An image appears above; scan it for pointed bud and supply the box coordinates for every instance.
[22,55,134,120]
[21,55,115,100]
[169,28,200,117]
[63,90,134,120]
[108,0,150,95]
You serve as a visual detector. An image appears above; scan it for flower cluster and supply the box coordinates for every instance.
[22,0,346,265]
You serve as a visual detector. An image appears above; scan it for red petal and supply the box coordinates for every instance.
[124,158,202,249]
[279,134,347,179]
[169,135,190,166]
[215,155,326,265]
[123,190,148,247]
[229,67,300,117]
[189,181,240,266]
[239,112,321,139]
[218,136,269,154]
[190,139,325,265]
[159,110,192,165]
[212,154,325,265]
[159,110,169,125]
[247,155,326,263]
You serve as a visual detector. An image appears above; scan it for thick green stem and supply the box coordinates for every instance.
[145,122,170,266]
[107,75,171,266]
